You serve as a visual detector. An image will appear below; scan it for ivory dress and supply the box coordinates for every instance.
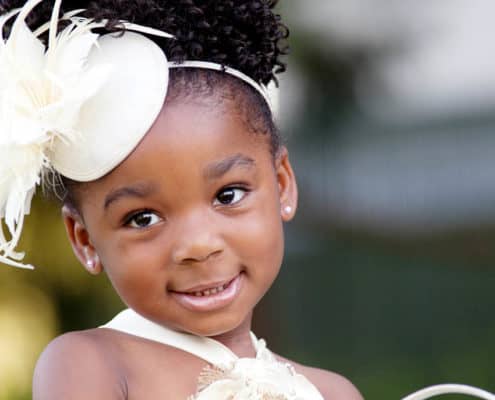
[101,309,325,400]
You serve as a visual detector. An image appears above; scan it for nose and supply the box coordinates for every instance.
[171,210,224,265]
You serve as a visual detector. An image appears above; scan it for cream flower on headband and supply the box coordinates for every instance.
[0,0,110,269]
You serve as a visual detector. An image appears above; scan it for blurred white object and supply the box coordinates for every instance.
[402,384,495,400]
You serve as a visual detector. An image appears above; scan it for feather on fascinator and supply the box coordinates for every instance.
[0,0,276,270]
[0,0,172,269]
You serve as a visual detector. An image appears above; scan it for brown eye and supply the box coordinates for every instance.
[126,211,161,228]
[214,188,246,206]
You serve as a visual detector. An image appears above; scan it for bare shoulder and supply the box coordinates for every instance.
[298,365,364,400]
[275,354,364,400]
[33,329,126,400]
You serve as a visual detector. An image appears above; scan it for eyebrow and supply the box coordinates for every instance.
[204,154,256,180]
[103,182,158,210]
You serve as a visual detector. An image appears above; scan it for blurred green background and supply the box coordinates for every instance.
[1,1,495,399]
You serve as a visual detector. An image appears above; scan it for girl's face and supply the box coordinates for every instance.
[63,95,297,336]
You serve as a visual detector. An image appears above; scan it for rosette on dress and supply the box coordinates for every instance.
[190,339,324,400]
[102,309,325,400]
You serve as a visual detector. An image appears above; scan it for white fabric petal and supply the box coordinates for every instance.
[0,0,108,268]
[191,341,324,399]
[194,380,244,400]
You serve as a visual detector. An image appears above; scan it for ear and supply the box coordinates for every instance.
[62,205,102,275]
[275,146,298,222]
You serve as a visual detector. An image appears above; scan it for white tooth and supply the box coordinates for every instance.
[195,292,202,297]
[211,287,218,294]
[217,286,224,292]
[203,289,211,296]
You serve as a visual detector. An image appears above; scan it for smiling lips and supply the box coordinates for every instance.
[170,274,243,312]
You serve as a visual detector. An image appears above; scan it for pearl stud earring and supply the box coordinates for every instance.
[83,247,95,270]
[283,205,292,215]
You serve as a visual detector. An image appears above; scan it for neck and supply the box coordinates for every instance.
[209,312,256,358]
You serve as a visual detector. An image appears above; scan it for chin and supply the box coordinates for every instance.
[182,312,249,337]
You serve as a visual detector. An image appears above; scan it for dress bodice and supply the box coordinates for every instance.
[101,308,325,399]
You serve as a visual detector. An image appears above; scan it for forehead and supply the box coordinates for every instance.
[166,70,274,138]
[83,99,272,196]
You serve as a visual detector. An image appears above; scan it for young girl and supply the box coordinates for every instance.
[0,0,364,398]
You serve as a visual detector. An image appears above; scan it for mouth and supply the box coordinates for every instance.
[185,282,229,297]
[170,273,243,312]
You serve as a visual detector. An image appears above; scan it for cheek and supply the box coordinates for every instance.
[96,226,163,266]
[93,234,165,298]
[232,190,285,280]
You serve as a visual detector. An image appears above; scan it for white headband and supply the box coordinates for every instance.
[0,0,278,269]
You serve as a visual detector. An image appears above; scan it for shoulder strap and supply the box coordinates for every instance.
[100,308,239,366]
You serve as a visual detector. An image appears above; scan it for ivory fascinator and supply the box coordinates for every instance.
[0,0,273,269]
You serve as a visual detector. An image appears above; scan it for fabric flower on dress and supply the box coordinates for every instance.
[0,0,109,269]
[189,339,324,400]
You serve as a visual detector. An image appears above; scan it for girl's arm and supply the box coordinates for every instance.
[33,332,126,400]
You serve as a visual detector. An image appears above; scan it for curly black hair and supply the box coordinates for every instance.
[1,0,288,86]
[1,0,289,206]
